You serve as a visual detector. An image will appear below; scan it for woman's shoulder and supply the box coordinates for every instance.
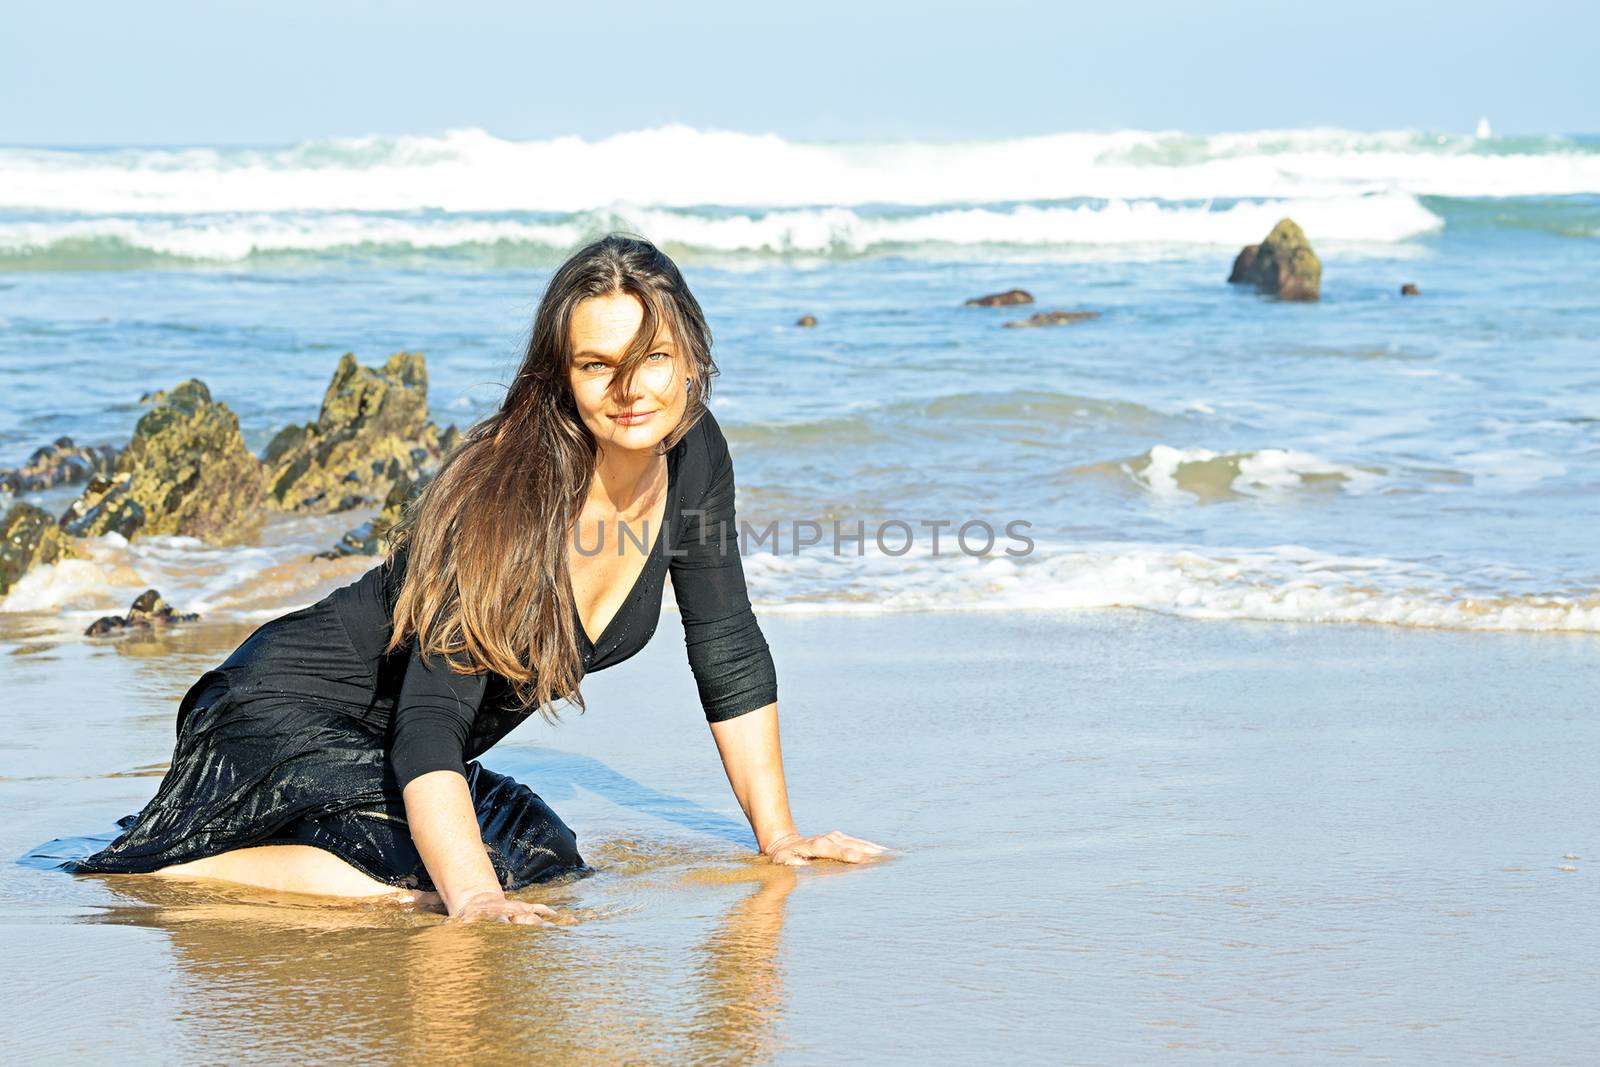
[675,405,732,478]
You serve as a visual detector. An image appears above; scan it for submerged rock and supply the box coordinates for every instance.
[0,437,121,494]
[59,381,264,543]
[1002,310,1101,328]
[796,314,817,328]
[84,588,199,638]
[263,352,454,514]
[1401,282,1420,296]
[964,289,1034,307]
[1227,218,1321,301]
[1,502,79,599]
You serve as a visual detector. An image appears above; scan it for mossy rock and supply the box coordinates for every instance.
[59,380,264,544]
[264,351,449,514]
[1227,217,1321,301]
[1,502,80,599]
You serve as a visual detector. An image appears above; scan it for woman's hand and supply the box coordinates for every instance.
[762,829,891,866]
[450,888,570,926]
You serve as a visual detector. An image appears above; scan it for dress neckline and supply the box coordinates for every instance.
[573,441,681,652]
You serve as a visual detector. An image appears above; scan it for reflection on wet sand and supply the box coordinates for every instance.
[686,865,810,1064]
[79,847,802,1064]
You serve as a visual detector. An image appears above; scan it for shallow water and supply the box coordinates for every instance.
[5,610,1597,1062]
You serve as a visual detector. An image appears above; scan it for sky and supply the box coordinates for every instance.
[1,0,1595,145]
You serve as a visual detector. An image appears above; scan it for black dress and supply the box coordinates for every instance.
[60,410,778,892]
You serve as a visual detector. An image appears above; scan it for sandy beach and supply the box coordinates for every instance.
[6,604,1595,1062]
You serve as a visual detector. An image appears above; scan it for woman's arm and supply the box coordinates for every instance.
[669,413,779,720]
[709,703,887,865]
[673,412,889,866]
[668,412,780,723]
[706,702,798,853]
[401,770,510,913]
[391,645,560,924]
[401,771,562,922]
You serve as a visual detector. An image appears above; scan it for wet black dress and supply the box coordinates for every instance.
[62,410,778,891]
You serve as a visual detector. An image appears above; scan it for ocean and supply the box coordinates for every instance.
[2,125,1597,635]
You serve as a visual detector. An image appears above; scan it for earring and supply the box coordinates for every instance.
[684,376,694,392]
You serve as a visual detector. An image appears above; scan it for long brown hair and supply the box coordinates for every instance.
[385,233,718,723]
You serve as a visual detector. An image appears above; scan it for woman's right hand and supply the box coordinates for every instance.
[402,771,573,926]
[450,888,568,926]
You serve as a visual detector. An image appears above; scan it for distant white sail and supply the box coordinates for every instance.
[1476,117,1492,139]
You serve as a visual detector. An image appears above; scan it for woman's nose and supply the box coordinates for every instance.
[609,376,643,404]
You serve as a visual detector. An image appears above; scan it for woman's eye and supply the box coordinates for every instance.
[646,351,669,362]
[582,361,606,373]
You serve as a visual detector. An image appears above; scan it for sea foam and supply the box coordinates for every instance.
[11,123,1597,265]
[4,125,1599,215]
[739,540,1600,634]
[6,528,1596,640]
[0,191,1444,265]
[1118,445,1385,502]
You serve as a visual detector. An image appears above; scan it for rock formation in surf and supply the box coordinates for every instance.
[2,353,468,600]
[59,380,264,543]
[1227,218,1321,301]
[1,502,79,598]
[262,351,457,514]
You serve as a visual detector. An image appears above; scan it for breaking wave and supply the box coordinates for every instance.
[4,125,1598,215]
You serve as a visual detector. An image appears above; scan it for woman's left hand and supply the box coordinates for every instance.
[763,829,892,866]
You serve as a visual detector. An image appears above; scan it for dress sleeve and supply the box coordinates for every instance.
[670,413,779,722]
[384,542,489,789]
[388,644,488,789]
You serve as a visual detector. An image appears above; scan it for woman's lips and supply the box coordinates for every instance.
[610,409,657,426]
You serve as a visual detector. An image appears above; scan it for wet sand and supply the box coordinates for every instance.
[3,607,1597,1063]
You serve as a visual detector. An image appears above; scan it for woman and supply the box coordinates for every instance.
[64,234,887,924]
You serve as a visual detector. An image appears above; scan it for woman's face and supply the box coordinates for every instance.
[567,292,688,455]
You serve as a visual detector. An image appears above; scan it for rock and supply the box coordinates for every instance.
[263,352,452,514]
[2,502,79,598]
[59,380,264,543]
[964,289,1034,307]
[318,469,432,559]
[1227,245,1260,284]
[0,436,121,494]
[1002,310,1102,328]
[1401,282,1420,297]
[57,475,146,538]
[796,314,817,328]
[84,588,199,638]
[1227,218,1321,301]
